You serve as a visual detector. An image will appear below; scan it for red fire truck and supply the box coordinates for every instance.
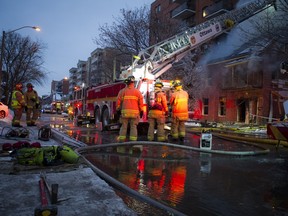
[83,0,275,130]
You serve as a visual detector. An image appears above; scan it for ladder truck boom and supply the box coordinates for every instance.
[120,0,276,80]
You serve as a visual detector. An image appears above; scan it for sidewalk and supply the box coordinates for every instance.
[0,116,136,216]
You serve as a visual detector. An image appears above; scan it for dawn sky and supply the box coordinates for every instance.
[0,0,154,96]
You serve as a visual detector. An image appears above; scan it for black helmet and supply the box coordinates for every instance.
[154,81,163,88]
[26,83,34,88]
[124,76,135,84]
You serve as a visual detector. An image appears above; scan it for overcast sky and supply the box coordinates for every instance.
[0,0,154,96]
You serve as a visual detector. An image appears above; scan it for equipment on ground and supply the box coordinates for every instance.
[34,176,58,216]
[13,145,79,166]
[1,126,30,139]
[200,130,212,150]
[76,114,95,126]
[38,125,52,141]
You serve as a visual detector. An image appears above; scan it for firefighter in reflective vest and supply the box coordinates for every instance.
[169,80,189,142]
[67,104,74,120]
[11,83,26,127]
[147,81,168,141]
[24,83,40,126]
[116,76,143,142]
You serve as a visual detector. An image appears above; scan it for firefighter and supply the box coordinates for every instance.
[67,103,74,120]
[24,83,40,126]
[147,81,168,141]
[169,80,189,142]
[56,101,62,114]
[11,83,26,127]
[116,76,144,142]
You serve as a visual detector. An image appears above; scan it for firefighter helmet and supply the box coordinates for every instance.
[154,81,163,88]
[15,83,23,90]
[124,76,135,84]
[172,80,182,87]
[26,83,34,88]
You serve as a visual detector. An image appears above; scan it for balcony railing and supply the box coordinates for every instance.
[171,1,195,19]
[203,0,233,19]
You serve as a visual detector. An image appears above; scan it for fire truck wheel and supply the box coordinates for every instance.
[94,108,101,124]
[102,108,110,129]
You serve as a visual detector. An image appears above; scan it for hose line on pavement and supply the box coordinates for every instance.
[77,140,270,156]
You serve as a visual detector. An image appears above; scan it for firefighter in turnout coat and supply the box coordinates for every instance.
[147,81,168,141]
[116,76,144,142]
[24,83,40,126]
[169,80,189,142]
[11,83,26,127]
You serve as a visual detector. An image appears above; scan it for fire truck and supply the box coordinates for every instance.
[85,0,276,130]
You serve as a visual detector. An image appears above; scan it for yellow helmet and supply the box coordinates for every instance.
[172,80,182,87]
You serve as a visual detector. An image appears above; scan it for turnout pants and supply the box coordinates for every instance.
[12,108,23,126]
[119,117,139,142]
[26,107,39,125]
[171,117,186,140]
[147,117,166,141]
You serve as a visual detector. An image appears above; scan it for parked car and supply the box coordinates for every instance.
[42,104,52,113]
[0,102,9,119]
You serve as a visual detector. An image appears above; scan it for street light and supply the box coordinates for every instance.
[0,26,41,100]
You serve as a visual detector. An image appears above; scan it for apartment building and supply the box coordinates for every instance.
[66,47,123,113]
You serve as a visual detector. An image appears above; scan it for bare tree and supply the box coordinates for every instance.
[239,1,288,59]
[1,32,47,105]
[94,5,150,61]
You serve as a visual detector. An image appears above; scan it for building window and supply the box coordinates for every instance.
[156,4,161,13]
[203,98,209,115]
[219,97,226,116]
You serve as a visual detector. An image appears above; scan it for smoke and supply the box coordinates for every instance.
[199,0,268,66]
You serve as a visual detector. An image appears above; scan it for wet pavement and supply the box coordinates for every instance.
[3,113,286,216]
[51,115,288,216]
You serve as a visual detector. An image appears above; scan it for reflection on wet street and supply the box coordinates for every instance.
[44,114,288,216]
[81,145,288,216]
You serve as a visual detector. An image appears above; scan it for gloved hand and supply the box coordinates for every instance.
[35,103,39,109]
[117,109,121,117]
[114,109,121,121]
[140,111,143,118]
[25,106,28,112]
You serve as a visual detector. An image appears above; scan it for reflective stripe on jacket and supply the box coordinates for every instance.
[11,90,25,109]
[116,85,143,118]
[170,89,189,121]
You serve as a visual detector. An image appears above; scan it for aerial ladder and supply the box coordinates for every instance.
[120,0,277,81]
